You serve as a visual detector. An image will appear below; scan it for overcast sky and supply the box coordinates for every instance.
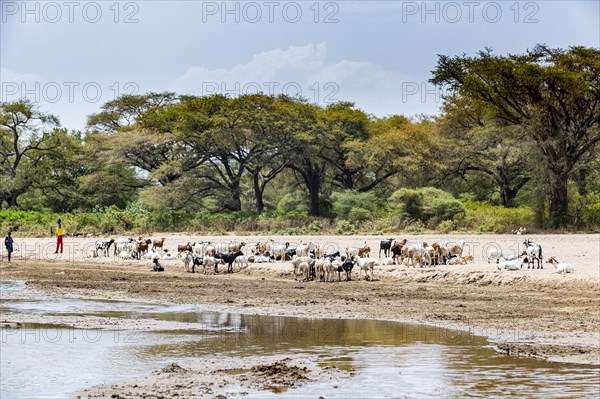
[1,0,598,131]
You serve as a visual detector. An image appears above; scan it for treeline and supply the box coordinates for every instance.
[1,45,599,232]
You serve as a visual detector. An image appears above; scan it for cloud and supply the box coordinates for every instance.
[0,67,43,85]
[168,43,410,109]
[167,43,443,117]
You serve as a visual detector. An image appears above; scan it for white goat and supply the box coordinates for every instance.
[118,250,133,260]
[323,259,335,282]
[522,239,543,269]
[180,251,193,272]
[271,243,289,261]
[297,241,313,257]
[345,246,359,259]
[296,261,310,281]
[233,255,249,269]
[202,256,223,274]
[497,259,523,271]
[546,257,575,274]
[354,256,377,281]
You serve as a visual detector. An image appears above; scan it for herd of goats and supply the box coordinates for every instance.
[91,236,575,281]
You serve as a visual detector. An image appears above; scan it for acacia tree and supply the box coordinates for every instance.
[87,92,177,133]
[438,96,531,207]
[232,94,296,212]
[0,99,62,208]
[431,45,600,226]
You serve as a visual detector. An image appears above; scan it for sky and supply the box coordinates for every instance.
[1,0,599,131]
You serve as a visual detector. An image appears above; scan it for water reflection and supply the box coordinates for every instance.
[1,280,599,399]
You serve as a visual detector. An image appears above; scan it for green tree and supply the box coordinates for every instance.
[87,92,177,134]
[438,96,531,207]
[0,99,62,208]
[431,45,600,226]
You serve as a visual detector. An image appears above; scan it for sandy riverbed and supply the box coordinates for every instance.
[1,234,599,396]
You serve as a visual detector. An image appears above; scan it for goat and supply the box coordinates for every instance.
[114,237,134,256]
[180,251,193,272]
[291,256,315,276]
[214,251,244,273]
[285,247,297,261]
[444,240,465,259]
[296,261,310,281]
[324,251,340,262]
[497,259,523,271]
[447,255,474,265]
[379,238,394,257]
[345,246,359,259]
[323,259,335,282]
[522,239,543,269]
[191,255,203,273]
[136,238,151,259]
[177,243,193,254]
[152,238,166,250]
[233,255,249,269]
[315,258,326,282]
[202,256,224,274]
[253,255,272,263]
[381,257,395,265]
[117,250,133,260]
[248,243,259,255]
[95,239,115,257]
[390,239,408,264]
[431,242,444,265]
[228,241,246,253]
[358,242,371,258]
[487,247,504,264]
[340,258,355,281]
[204,243,216,257]
[353,256,376,281]
[546,256,575,274]
[271,243,289,261]
[297,241,313,257]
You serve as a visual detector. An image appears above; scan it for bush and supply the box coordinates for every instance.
[308,220,324,234]
[388,187,465,225]
[581,202,600,228]
[459,201,534,233]
[277,192,308,213]
[348,207,372,222]
[332,191,378,218]
[335,220,356,235]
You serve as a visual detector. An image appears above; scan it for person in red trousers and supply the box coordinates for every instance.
[55,219,64,254]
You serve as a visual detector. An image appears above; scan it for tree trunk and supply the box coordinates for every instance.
[548,171,569,227]
[499,186,519,208]
[226,181,242,212]
[308,177,321,216]
[252,172,264,213]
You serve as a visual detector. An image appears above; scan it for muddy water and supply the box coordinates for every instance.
[1,281,599,398]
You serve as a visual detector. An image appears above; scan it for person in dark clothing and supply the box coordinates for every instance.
[5,231,14,263]
[152,258,164,272]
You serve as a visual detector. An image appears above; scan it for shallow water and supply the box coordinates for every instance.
[1,280,599,398]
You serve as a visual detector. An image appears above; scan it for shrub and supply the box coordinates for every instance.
[332,191,377,218]
[388,187,465,225]
[308,220,324,234]
[460,201,534,233]
[581,202,600,228]
[348,207,372,222]
[277,192,308,213]
[335,220,356,235]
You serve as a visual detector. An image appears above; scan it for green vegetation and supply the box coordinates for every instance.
[1,45,599,233]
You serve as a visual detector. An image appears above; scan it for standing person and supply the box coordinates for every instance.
[54,219,64,254]
[4,231,14,262]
